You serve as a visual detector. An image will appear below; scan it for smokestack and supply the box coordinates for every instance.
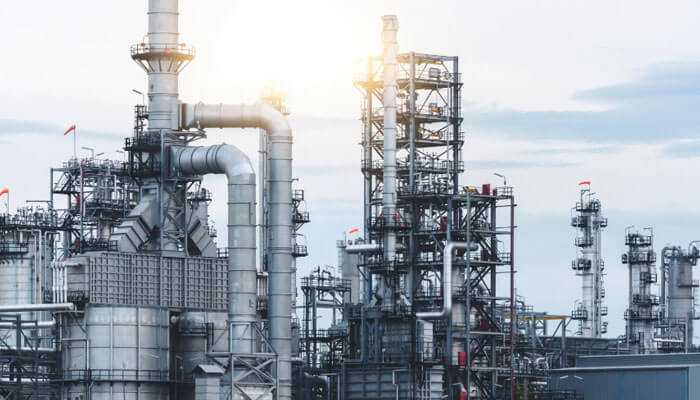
[145,0,182,130]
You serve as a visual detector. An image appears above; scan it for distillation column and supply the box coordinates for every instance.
[622,228,659,354]
[380,15,399,305]
[660,244,699,352]
[570,183,607,337]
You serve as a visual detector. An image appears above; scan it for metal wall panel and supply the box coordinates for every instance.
[551,367,689,400]
[577,353,700,367]
[343,365,443,400]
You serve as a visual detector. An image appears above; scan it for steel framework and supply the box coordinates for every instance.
[300,268,350,372]
[50,156,137,255]
[0,315,58,400]
[353,47,515,399]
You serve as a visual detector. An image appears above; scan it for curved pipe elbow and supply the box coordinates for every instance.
[416,241,469,320]
[171,144,254,182]
[180,102,290,138]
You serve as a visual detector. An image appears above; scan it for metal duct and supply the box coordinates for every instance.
[180,103,294,400]
[171,144,257,357]
[381,16,399,295]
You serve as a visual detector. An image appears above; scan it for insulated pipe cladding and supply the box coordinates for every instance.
[180,102,294,400]
[171,144,257,356]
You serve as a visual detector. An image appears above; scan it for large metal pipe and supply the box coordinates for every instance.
[180,102,294,400]
[171,144,257,356]
[416,242,467,320]
[0,303,75,312]
[0,320,55,329]
[381,16,399,289]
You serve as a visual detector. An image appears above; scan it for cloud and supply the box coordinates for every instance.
[527,145,620,156]
[467,159,578,170]
[0,118,122,139]
[467,62,700,143]
[662,140,700,159]
[575,62,700,103]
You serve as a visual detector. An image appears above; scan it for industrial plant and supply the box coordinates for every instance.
[2,1,699,400]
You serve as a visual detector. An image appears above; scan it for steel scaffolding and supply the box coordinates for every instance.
[353,48,515,399]
[300,267,350,400]
[50,156,137,255]
[0,314,58,399]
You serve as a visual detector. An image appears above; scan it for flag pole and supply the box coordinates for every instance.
[74,125,77,159]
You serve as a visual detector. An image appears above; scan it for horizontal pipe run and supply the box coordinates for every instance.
[0,320,56,329]
[0,303,75,313]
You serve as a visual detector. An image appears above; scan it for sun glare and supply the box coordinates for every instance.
[180,1,382,115]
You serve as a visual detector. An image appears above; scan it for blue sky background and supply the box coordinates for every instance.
[1,0,700,338]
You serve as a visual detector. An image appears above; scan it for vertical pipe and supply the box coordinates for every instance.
[509,196,516,400]
[407,52,416,308]
[180,103,294,400]
[171,145,258,357]
[363,58,374,242]
[381,16,399,306]
[268,121,294,400]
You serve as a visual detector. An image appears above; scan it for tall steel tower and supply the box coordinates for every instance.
[570,183,608,337]
[348,16,516,400]
[622,227,659,353]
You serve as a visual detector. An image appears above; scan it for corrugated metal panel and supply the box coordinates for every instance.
[343,365,443,400]
[688,366,700,400]
[551,367,689,400]
[578,353,700,368]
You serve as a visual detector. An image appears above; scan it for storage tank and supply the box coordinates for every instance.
[62,305,170,399]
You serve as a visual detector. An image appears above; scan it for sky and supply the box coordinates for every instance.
[1,0,700,338]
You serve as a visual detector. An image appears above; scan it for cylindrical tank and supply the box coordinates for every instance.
[0,231,52,347]
[668,251,695,346]
[62,305,170,400]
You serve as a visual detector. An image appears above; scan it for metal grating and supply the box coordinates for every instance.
[87,252,227,310]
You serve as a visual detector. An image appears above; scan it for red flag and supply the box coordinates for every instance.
[578,180,591,186]
[0,187,8,197]
[348,227,360,234]
[64,124,76,136]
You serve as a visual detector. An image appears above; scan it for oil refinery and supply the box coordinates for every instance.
[1,1,700,400]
